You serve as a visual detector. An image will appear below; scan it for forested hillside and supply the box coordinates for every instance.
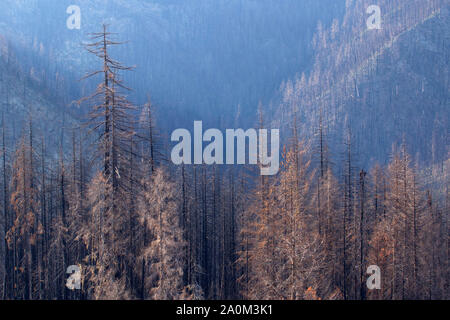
[0,0,344,129]
[274,1,450,165]
[0,40,76,152]
[273,0,448,166]
[0,0,448,300]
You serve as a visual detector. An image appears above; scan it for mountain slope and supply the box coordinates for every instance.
[272,0,449,166]
[0,39,76,152]
[0,0,345,130]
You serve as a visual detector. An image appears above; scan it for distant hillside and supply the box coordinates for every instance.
[0,39,77,154]
[0,0,447,166]
[272,0,449,167]
[0,0,345,130]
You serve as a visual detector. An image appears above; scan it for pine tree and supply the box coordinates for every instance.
[138,167,186,299]
[78,25,136,299]
[6,133,41,299]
